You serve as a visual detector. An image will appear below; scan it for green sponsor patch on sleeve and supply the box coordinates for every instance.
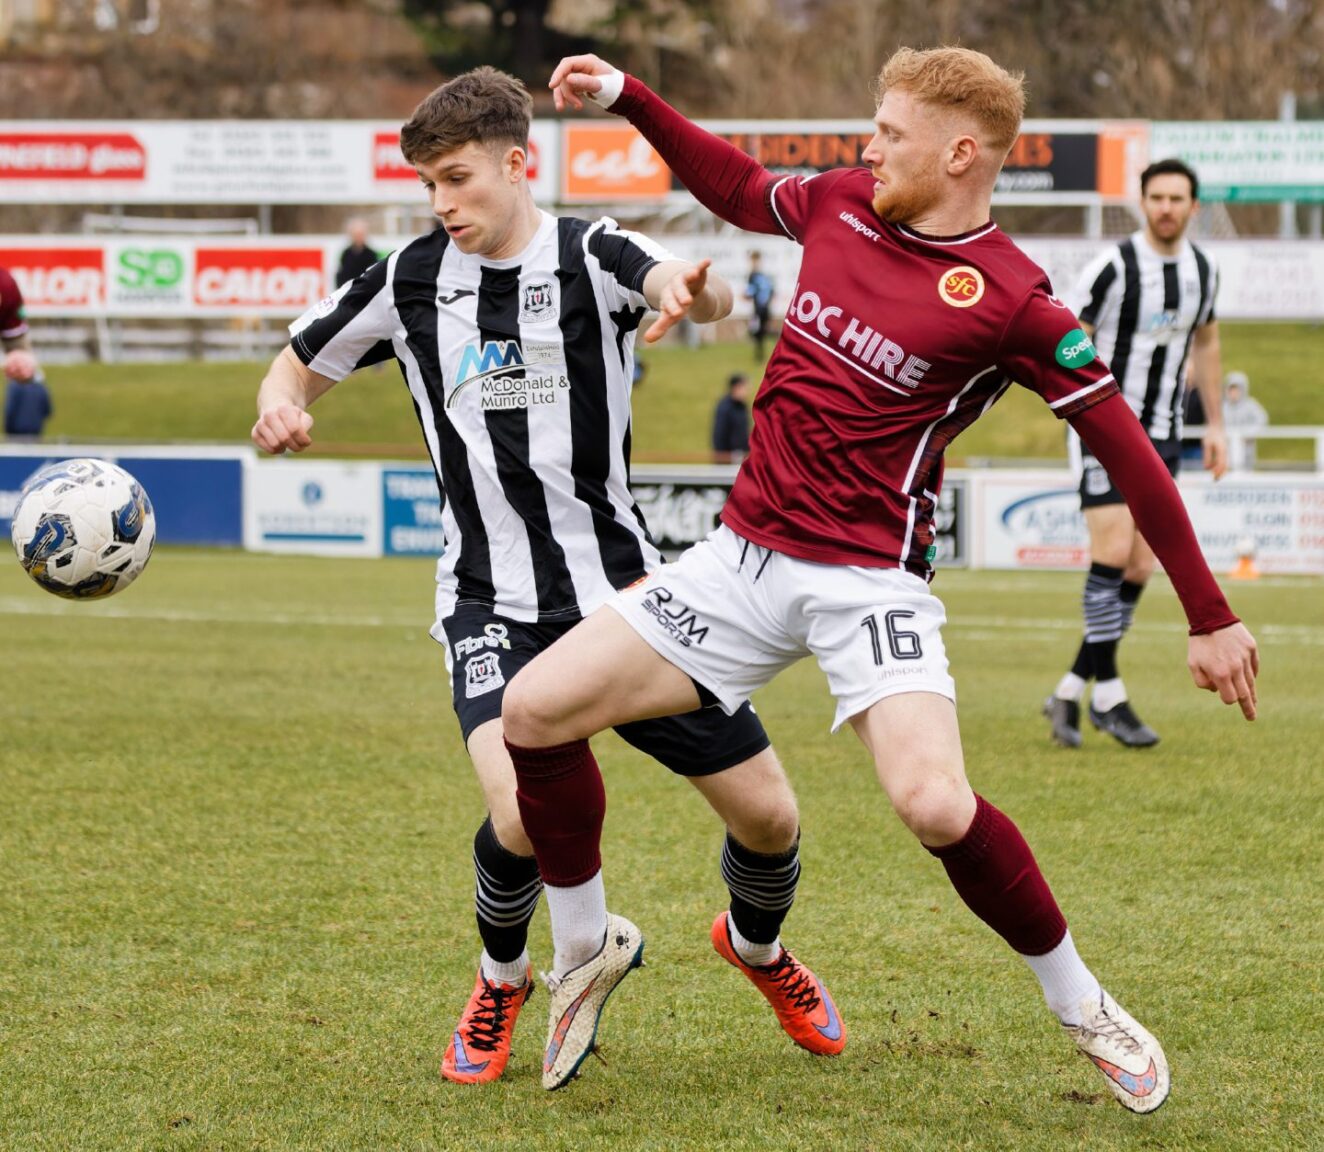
[1055,328,1097,369]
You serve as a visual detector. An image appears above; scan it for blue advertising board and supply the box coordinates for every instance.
[382,467,444,557]
[1,450,244,547]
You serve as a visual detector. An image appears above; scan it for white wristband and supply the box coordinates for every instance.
[590,69,626,110]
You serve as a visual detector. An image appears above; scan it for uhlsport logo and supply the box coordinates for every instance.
[1055,328,1097,369]
[938,265,985,308]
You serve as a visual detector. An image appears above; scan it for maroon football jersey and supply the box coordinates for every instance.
[722,167,1117,572]
[0,266,28,341]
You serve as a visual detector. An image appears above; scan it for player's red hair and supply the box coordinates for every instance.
[877,47,1025,155]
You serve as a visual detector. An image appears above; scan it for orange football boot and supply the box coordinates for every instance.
[711,912,845,1055]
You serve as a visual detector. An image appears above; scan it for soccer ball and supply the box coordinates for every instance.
[10,458,156,599]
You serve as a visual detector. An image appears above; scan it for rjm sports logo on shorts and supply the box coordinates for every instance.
[937,266,985,308]
[642,587,709,647]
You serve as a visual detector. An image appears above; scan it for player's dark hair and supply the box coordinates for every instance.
[1141,158,1199,200]
[400,66,532,165]
[728,373,749,391]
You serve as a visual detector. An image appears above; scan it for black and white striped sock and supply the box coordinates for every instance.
[721,830,801,963]
[473,816,542,969]
[1082,562,1125,685]
[1118,578,1146,635]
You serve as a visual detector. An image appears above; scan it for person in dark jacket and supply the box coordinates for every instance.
[4,371,52,439]
[335,218,378,287]
[711,372,751,462]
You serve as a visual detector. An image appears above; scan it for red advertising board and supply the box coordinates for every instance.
[373,132,413,181]
[193,247,325,309]
[0,132,146,181]
[0,246,105,307]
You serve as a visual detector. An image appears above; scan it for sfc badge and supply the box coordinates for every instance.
[520,280,558,323]
[938,265,985,309]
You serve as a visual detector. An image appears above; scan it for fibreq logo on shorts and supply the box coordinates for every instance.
[1055,328,1097,369]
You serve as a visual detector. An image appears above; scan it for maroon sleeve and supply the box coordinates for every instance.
[1069,393,1238,635]
[613,76,785,236]
[0,267,28,339]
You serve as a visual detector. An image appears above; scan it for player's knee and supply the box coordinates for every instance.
[488,799,533,857]
[728,799,799,855]
[891,774,971,844]
[500,675,554,746]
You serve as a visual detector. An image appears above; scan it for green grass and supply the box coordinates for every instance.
[35,322,1324,465]
[1,554,1319,1150]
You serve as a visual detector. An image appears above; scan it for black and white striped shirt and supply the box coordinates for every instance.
[289,211,669,623]
[1066,230,1218,441]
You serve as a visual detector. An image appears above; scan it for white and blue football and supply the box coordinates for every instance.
[10,458,155,599]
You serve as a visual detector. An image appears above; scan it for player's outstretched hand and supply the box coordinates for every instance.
[549,54,618,112]
[1188,622,1259,720]
[644,259,711,344]
[252,404,314,455]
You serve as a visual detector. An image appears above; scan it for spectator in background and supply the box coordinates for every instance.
[1222,370,1268,470]
[2,264,49,438]
[745,251,775,360]
[5,368,51,440]
[711,371,751,463]
[335,217,378,287]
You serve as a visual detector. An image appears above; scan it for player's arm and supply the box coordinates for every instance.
[1,288,37,379]
[1069,394,1257,717]
[1190,320,1227,478]
[640,258,733,344]
[252,346,337,455]
[549,56,783,236]
[254,260,396,454]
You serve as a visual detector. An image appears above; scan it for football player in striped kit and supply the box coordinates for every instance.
[251,68,841,1087]
[1044,159,1227,749]
[499,48,1258,1110]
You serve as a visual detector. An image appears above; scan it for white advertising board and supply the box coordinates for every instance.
[0,121,559,206]
[971,469,1324,575]
[1150,121,1324,202]
[244,459,382,557]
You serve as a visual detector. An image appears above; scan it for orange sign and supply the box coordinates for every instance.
[562,124,670,202]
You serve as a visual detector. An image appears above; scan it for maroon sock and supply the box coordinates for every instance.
[927,794,1067,956]
[506,737,606,887]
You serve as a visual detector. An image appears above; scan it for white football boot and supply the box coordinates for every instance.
[541,912,645,1090]
[1065,990,1170,1113]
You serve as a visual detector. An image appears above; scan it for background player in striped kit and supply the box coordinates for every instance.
[1044,159,1227,749]
[250,67,841,1087]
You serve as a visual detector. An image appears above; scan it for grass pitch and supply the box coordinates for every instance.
[0,552,1319,1151]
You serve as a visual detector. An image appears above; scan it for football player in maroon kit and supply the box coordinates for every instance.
[500,47,1258,1109]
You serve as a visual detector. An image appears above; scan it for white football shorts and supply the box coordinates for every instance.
[609,524,955,732]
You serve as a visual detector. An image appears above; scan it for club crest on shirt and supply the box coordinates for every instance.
[464,652,505,698]
[938,266,985,309]
[520,279,558,323]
